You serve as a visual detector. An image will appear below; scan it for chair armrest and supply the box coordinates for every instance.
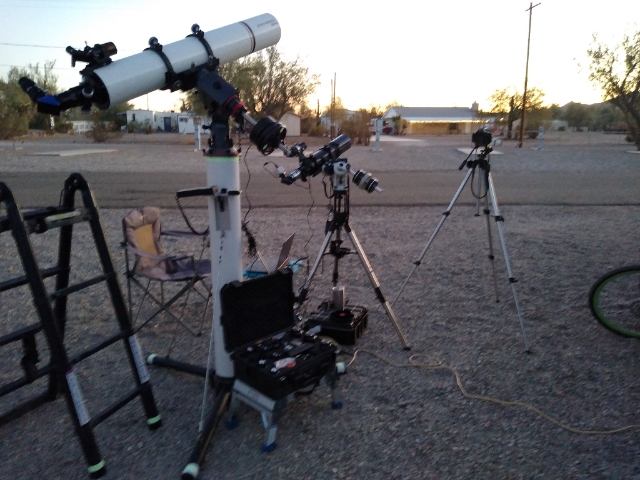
[162,229,208,239]
[123,244,176,261]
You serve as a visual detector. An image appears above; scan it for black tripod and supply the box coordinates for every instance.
[392,146,530,352]
[297,163,411,350]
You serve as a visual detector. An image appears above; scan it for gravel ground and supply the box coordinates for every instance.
[1,132,640,479]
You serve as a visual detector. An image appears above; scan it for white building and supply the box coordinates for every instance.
[154,111,178,132]
[320,109,357,132]
[126,110,153,128]
[71,120,94,134]
[279,112,301,136]
[125,110,178,132]
[381,104,485,135]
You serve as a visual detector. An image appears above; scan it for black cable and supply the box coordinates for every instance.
[240,139,258,258]
[470,157,490,200]
[321,175,331,199]
[175,195,209,235]
[241,140,253,224]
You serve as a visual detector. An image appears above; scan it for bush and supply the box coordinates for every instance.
[127,120,151,134]
[86,122,123,143]
[339,119,358,140]
[308,123,325,137]
[54,121,72,134]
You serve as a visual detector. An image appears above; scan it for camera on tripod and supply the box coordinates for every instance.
[472,127,492,148]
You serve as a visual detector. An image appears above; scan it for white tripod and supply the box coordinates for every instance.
[392,146,530,352]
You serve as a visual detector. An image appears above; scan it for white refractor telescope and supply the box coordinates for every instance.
[20,13,281,114]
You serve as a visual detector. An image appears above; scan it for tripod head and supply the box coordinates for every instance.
[458,144,493,171]
[460,127,494,170]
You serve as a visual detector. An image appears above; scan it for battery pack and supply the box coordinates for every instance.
[303,305,368,345]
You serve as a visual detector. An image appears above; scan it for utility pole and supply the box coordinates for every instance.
[519,2,541,148]
[330,73,336,139]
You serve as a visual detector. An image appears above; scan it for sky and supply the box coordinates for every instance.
[1,0,638,114]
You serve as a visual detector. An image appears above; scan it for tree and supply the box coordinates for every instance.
[0,80,33,139]
[391,115,407,135]
[563,102,592,129]
[8,61,59,132]
[323,96,349,134]
[0,61,59,138]
[549,103,563,120]
[588,102,626,131]
[182,46,319,121]
[66,103,130,142]
[296,102,315,135]
[488,86,545,139]
[587,31,640,149]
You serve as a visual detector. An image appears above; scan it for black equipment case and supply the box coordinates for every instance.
[303,304,368,345]
[220,269,337,400]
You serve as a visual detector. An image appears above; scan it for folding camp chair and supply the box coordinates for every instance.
[122,207,211,336]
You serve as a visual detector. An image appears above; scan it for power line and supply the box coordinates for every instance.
[0,0,169,9]
[0,42,66,49]
[0,64,77,71]
[0,42,138,55]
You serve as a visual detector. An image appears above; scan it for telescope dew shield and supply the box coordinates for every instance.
[90,13,280,107]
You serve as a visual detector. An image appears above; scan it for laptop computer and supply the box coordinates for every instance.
[245,233,295,275]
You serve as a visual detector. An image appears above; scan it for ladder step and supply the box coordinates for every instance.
[69,330,128,365]
[0,322,43,347]
[0,391,54,428]
[0,207,90,235]
[91,387,142,428]
[50,273,113,300]
[0,363,56,396]
[0,265,63,293]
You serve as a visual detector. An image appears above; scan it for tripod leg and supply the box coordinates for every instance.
[298,229,334,303]
[483,194,501,302]
[181,384,233,480]
[474,168,483,216]
[392,167,475,306]
[486,173,530,352]
[344,223,411,350]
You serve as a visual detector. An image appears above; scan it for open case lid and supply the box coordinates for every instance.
[220,268,296,353]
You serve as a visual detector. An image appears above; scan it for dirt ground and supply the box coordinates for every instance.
[1,131,639,480]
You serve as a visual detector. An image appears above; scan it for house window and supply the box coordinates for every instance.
[132,114,136,121]
[448,123,458,130]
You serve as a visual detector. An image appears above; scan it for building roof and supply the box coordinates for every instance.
[383,106,481,123]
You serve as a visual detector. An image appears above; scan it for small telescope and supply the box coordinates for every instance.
[19,13,281,115]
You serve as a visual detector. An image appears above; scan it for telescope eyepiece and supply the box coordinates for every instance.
[18,77,46,101]
[101,42,117,58]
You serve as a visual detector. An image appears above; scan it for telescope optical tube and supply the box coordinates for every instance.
[93,13,280,107]
[21,13,281,114]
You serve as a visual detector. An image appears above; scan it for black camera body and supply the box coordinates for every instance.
[472,128,492,147]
